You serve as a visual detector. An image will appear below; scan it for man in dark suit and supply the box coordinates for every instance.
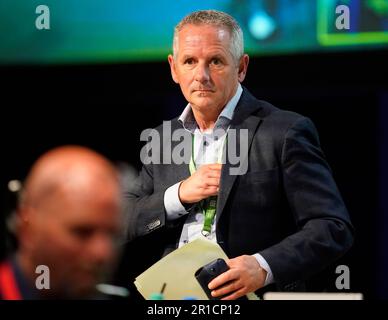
[126,10,353,300]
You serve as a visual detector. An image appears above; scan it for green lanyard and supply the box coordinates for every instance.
[189,133,226,237]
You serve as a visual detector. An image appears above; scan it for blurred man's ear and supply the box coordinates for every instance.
[15,205,32,235]
[14,205,33,250]
[238,54,249,82]
[168,54,179,84]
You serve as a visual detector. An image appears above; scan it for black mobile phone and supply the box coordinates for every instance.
[194,258,229,300]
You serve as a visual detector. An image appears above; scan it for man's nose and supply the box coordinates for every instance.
[88,234,114,264]
[194,62,210,83]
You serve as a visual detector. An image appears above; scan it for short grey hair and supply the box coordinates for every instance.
[172,10,244,63]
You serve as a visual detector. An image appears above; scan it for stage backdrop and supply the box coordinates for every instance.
[1,0,388,64]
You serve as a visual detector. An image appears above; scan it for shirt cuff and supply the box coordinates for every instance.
[164,182,189,221]
[253,253,274,286]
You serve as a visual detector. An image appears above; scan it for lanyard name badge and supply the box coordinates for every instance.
[188,133,226,237]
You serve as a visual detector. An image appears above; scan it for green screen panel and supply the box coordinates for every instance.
[318,0,388,46]
[0,0,387,65]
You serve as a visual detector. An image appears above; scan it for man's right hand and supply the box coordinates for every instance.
[178,164,222,204]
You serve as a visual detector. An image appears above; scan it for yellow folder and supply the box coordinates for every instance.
[134,237,258,300]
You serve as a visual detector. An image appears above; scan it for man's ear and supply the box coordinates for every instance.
[15,205,33,248]
[238,54,249,82]
[17,205,31,229]
[168,54,179,84]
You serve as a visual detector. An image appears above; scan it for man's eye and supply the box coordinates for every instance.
[184,58,194,65]
[72,226,94,239]
[211,58,222,65]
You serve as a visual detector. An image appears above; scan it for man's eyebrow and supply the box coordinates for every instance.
[209,54,225,59]
[180,54,194,61]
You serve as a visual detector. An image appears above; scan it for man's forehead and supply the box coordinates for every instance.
[178,24,231,43]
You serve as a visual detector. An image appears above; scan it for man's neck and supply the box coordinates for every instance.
[192,108,222,132]
[189,85,240,132]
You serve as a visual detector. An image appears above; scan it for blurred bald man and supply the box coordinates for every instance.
[0,146,123,299]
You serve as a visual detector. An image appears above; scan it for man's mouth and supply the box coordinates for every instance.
[194,89,214,93]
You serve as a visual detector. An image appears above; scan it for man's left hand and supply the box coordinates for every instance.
[208,255,267,300]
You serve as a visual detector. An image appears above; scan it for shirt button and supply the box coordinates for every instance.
[203,140,209,146]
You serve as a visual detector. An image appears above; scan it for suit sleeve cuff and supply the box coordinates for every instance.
[164,182,189,221]
[253,253,274,286]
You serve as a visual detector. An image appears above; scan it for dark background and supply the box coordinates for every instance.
[1,48,387,299]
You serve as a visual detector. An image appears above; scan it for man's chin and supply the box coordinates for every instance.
[190,97,217,110]
[61,274,103,298]
[66,283,99,299]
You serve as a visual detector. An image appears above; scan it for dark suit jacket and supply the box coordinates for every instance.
[125,88,354,291]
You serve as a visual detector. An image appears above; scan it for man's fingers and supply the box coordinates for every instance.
[221,287,247,300]
[206,171,221,179]
[202,187,219,197]
[208,269,237,290]
[205,164,222,171]
[204,178,220,187]
[211,280,243,298]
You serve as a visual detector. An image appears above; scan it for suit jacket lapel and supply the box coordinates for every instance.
[216,89,263,223]
[169,119,191,183]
